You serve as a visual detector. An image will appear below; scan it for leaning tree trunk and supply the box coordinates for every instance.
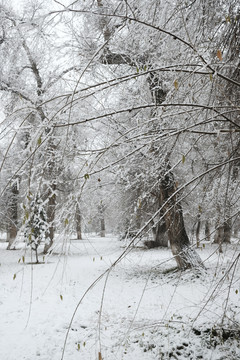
[160,171,203,269]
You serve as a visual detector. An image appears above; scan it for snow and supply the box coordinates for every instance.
[0,235,239,359]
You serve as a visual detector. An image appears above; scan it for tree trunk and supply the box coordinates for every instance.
[151,219,156,238]
[154,217,168,247]
[223,218,232,243]
[233,215,239,237]
[160,172,203,269]
[7,223,17,250]
[145,217,168,249]
[75,203,82,240]
[7,179,19,250]
[214,207,231,247]
[100,218,105,237]
[196,213,201,247]
[98,203,105,237]
[214,224,224,243]
[205,220,211,242]
[43,183,56,254]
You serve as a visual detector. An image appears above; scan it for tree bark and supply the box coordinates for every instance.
[205,220,211,242]
[75,203,82,240]
[98,203,106,237]
[146,217,168,249]
[214,206,231,248]
[154,219,168,247]
[160,172,203,269]
[43,182,56,254]
[6,179,19,250]
[100,218,105,237]
[223,219,232,243]
[196,213,201,247]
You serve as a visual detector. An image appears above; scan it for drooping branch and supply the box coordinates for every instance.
[55,102,239,128]
[47,7,240,88]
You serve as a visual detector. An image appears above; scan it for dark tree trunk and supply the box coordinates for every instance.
[100,218,105,237]
[223,218,232,243]
[7,179,19,250]
[151,219,157,238]
[214,207,231,249]
[214,224,224,244]
[43,183,56,254]
[233,215,239,237]
[98,203,105,237]
[146,217,168,249]
[154,217,168,247]
[205,220,211,242]
[34,245,39,264]
[75,203,82,240]
[160,172,203,269]
[196,213,201,247]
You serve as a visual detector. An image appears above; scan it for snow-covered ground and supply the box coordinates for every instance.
[0,235,239,360]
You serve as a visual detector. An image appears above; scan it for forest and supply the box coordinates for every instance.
[0,0,239,359]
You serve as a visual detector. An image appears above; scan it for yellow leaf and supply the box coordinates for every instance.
[13,274,16,280]
[60,295,63,301]
[236,289,239,294]
[174,79,179,90]
[182,155,186,164]
[22,256,25,263]
[217,50,223,61]
[64,218,69,226]
[77,343,80,351]
[209,73,213,81]
[37,136,42,146]
[225,15,231,23]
